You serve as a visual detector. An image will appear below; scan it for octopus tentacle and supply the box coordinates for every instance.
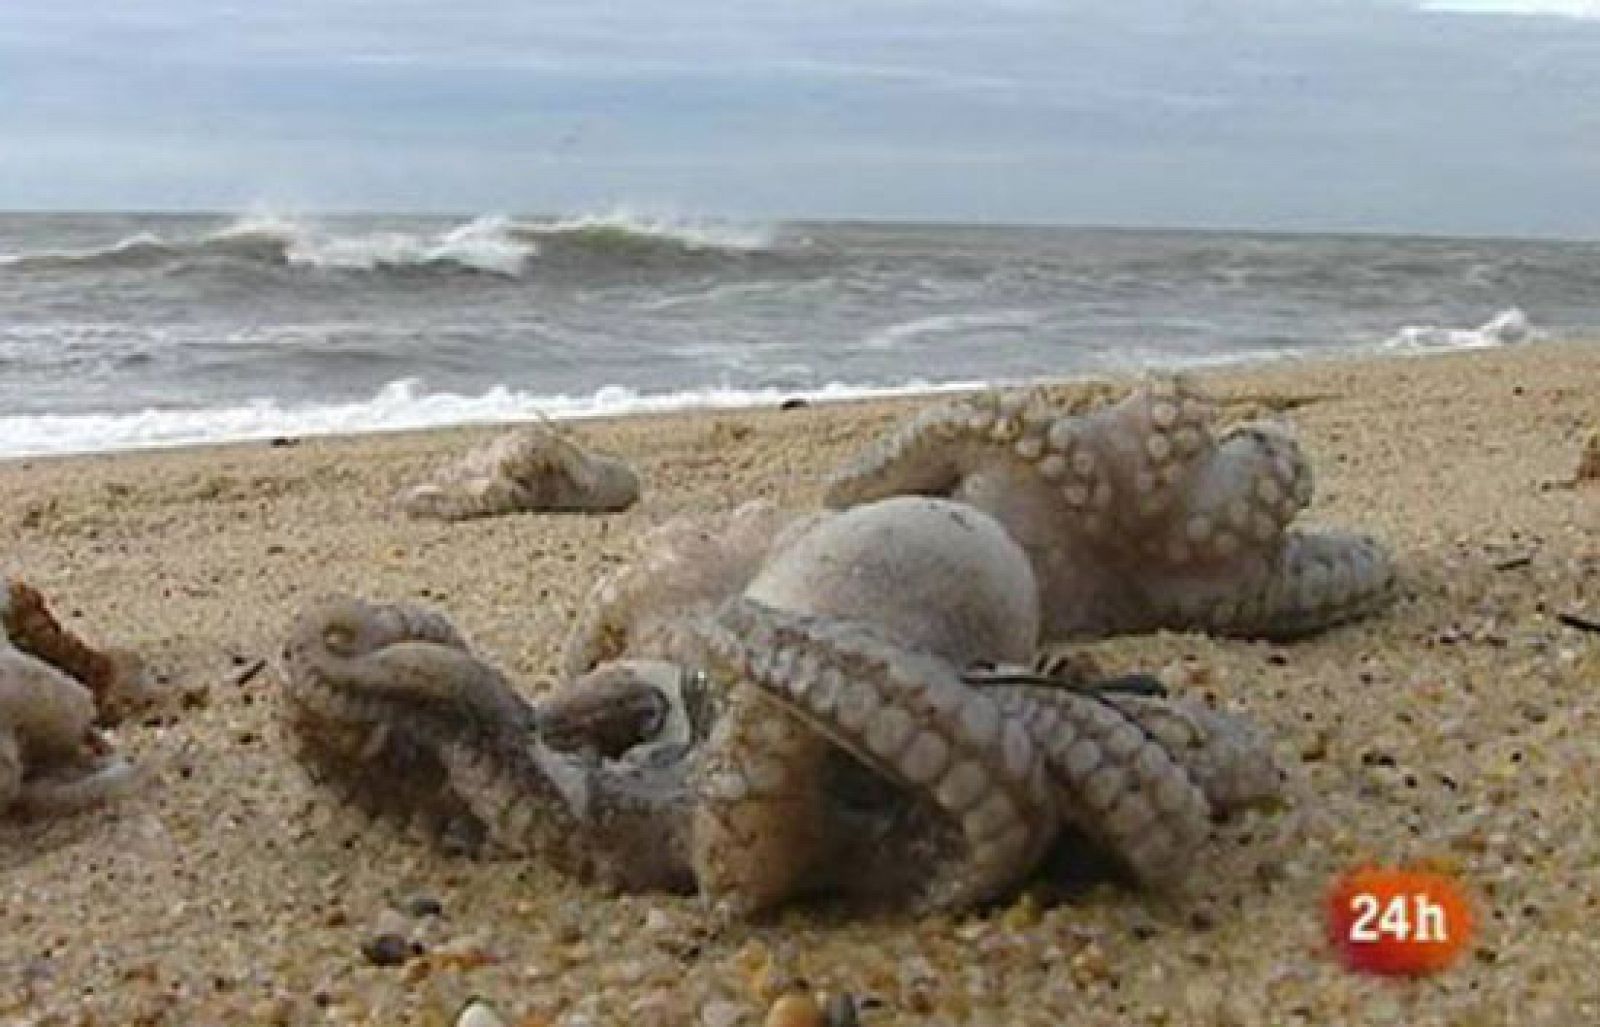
[986,684,1212,885]
[1,646,132,816]
[824,377,1396,640]
[281,597,693,891]
[1148,529,1396,639]
[689,596,1058,911]
[826,390,1111,523]
[1065,375,1219,528]
[536,663,675,760]
[282,597,540,846]
[1095,694,1284,814]
[14,753,135,815]
[561,500,792,680]
[826,379,1215,524]
[435,715,695,893]
[824,394,1028,506]
[1144,421,1311,567]
[689,682,837,918]
[398,424,640,521]
[537,659,715,764]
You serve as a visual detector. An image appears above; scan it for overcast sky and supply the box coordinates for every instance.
[1,0,1597,235]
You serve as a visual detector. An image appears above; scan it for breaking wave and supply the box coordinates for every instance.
[0,209,775,278]
[1381,307,1538,351]
[512,208,774,253]
[0,377,979,459]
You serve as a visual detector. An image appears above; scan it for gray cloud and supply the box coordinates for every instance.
[2,0,1598,235]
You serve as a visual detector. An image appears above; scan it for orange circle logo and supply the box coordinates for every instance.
[1326,867,1475,976]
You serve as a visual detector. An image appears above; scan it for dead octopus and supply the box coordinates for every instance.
[825,376,1396,640]
[1,577,142,817]
[282,496,1283,918]
[397,422,640,521]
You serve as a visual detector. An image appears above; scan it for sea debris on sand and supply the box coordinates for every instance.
[1,577,142,817]
[1,577,152,724]
[397,421,641,521]
[1578,431,1600,485]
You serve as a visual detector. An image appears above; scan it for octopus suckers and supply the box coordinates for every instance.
[936,760,990,812]
[899,731,951,784]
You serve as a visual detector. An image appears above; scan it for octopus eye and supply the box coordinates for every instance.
[323,626,356,652]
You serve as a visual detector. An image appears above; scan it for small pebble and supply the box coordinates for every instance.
[455,998,506,1027]
[765,991,825,1027]
[360,932,415,967]
[402,894,444,918]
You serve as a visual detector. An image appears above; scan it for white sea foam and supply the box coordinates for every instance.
[1381,307,1537,351]
[861,310,1044,350]
[520,207,774,251]
[0,378,982,460]
[219,213,537,275]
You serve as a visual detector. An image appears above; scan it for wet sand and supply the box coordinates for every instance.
[2,341,1597,1025]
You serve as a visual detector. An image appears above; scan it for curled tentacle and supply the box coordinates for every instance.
[826,388,1128,531]
[1097,694,1285,814]
[280,597,694,891]
[398,424,640,521]
[538,659,714,764]
[966,655,1281,880]
[688,596,1059,911]
[825,393,1036,508]
[537,663,675,760]
[825,378,1216,547]
[986,683,1213,885]
[689,683,838,918]
[281,596,538,849]
[1148,529,1396,640]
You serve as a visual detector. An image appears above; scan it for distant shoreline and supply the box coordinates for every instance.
[4,336,1592,467]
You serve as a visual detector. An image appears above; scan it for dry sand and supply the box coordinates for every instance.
[1,342,1597,1026]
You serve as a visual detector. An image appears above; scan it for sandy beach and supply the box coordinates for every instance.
[2,341,1597,1025]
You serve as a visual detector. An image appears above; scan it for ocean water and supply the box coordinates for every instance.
[2,211,1596,458]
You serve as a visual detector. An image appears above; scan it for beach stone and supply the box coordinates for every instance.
[765,991,825,1027]
[360,932,416,967]
[455,999,507,1027]
[401,894,444,918]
